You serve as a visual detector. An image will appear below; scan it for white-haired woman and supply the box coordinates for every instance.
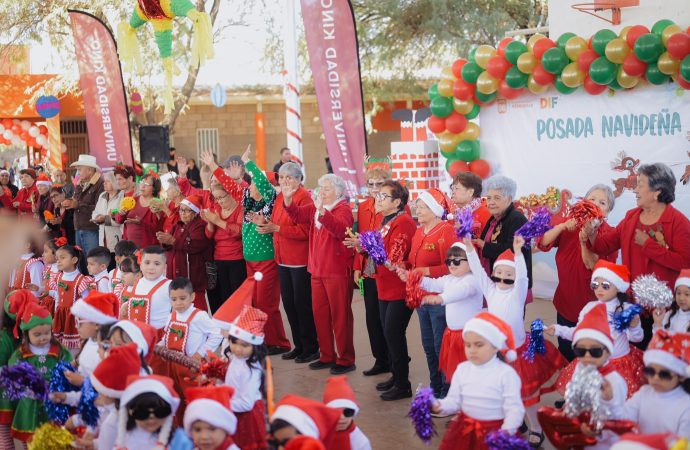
[92,170,124,252]
[282,172,356,375]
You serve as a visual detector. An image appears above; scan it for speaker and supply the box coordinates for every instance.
[139,126,170,164]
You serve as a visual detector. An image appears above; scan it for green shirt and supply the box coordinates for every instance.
[242,161,276,262]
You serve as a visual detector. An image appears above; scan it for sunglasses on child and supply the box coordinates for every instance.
[643,366,676,380]
[572,345,606,358]
[590,281,612,290]
[445,257,467,266]
[130,404,172,421]
[490,276,515,285]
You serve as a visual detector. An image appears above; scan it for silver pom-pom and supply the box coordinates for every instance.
[564,364,610,431]
[632,274,674,311]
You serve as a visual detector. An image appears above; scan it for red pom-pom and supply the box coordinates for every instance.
[405,270,429,309]
[568,199,605,228]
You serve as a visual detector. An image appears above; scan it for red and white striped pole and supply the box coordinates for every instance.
[282,0,303,166]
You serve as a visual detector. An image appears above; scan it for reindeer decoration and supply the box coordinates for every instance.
[610,151,640,197]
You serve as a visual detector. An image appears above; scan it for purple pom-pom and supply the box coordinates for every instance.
[360,231,388,266]
[407,387,436,444]
[516,207,552,242]
[0,361,48,402]
[485,430,531,450]
[455,206,474,239]
[46,361,78,424]
[612,304,643,332]
[522,319,546,362]
[78,377,100,427]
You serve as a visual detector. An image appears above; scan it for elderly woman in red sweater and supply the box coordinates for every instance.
[114,172,163,248]
[282,173,356,375]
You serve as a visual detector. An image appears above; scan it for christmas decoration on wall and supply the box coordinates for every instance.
[35,95,61,119]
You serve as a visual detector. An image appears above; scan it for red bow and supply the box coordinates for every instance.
[54,237,68,247]
[135,250,142,265]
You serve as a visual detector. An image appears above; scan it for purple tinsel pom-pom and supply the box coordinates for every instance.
[0,361,48,402]
[612,304,643,332]
[516,207,552,242]
[455,207,474,239]
[485,430,531,450]
[46,361,78,424]
[407,387,436,444]
[78,377,100,427]
[360,231,388,265]
[522,319,546,362]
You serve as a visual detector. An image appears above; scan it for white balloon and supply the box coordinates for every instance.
[20,120,30,130]
[12,136,21,146]
[36,135,47,147]
[29,126,39,137]
[0,124,5,133]
[2,131,12,140]
[60,143,67,153]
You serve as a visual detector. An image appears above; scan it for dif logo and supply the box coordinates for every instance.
[540,97,559,109]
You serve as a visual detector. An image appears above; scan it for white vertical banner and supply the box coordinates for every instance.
[283,0,303,161]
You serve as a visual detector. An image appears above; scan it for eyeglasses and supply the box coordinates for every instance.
[590,281,612,290]
[374,193,393,201]
[179,208,195,214]
[367,181,384,188]
[643,366,675,380]
[490,276,515,285]
[445,258,467,266]
[141,182,153,187]
[130,404,172,421]
[572,346,606,358]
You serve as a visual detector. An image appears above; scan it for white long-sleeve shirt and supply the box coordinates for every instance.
[158,306,223,356]
[91,269,111,293]
[122,427,159,449]
[585,367,627,450]
[65,338,101,407]
[437,355,524,432]
[654,309,690,333]
[97,407,117,450]
[11,253,44,298]
[554,300,644,358]
[467,248,529,347]
[224,356,262,413]
[421,273,482,330]
[349,426,372,450]
[128,275,172,329]
[622,385,690,435]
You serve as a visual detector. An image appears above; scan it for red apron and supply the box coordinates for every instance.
[111,268,121,292]
[9,257,40,291]
[164,309,201,426]
[124,279,168,324]
[39,266,56,314]
[53,273,85,349]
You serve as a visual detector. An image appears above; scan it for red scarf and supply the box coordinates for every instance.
[329,422,355,450]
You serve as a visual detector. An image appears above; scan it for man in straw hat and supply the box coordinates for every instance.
[65,155,104,254]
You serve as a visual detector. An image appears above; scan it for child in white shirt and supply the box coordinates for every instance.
[120,245,171,329]
[653,270,690,333]
[87,246,112,293]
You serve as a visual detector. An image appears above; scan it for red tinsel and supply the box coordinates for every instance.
[388,236,407,267]
[185,351,228,386]
[405,270,429,309]
[153,346,200,371]
[568,199,605,228]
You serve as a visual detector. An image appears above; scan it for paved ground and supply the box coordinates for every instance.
[272,294,561,449]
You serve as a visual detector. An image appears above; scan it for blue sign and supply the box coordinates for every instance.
[36,95,61,118]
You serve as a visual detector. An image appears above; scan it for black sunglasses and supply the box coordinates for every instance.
[343,408,356,418]
[130,404,172,421]
[572,346,606,358]
[643,366,675,380]
[445,258,467,266]
[591,281,612,290]
[490,276,515,285]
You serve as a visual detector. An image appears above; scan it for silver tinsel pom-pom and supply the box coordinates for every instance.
[564,364,610,431]
[632,274,674,310]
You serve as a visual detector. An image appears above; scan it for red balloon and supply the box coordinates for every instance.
[445,112,468,134]
[577,49,599,73]
[453,79,475,100]
[584,76,607,95]
[38,125,48,135]
[626,25,650,48]
[486,56,511,79]
[622,53,647,77]
[677,73,690,89]
[427,115,446,134]
[497,38,513,57]
[19,131,28,141]
[533,38,556,59]
[469,159,491,179]
[447,160,469,177]
[2,119,11,129]
[11,124,20,134]
[667,33,690,59]
[498,80,524,99]
[451,58,468,78]
[532,63,556,85]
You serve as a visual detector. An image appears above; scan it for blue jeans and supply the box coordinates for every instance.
[417,304,448,397]
[75,229,99,255]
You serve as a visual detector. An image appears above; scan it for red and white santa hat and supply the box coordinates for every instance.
[213,272,263,330]
[323,375,359,416]
[463,312,517,362]
[450,242,466,251]
[110,320,158,357]
[71,291,119,325]
[494,249,515,268]
[417,188,454,219]
[675,269,690,291]
[90,343,142,399]
[180,194,203,214]
[610,432,683,450]
[272,394,342,441]
[228,305,267,346]
[644,330,690,377]
[35,172,52,187]
[591,260,630,292]
[285,436,326,450]
[572,303,614,354]
[184,385,237,435]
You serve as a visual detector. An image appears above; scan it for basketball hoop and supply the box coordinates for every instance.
[572,0,639,25]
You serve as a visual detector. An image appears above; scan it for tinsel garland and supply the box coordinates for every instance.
[455,206,474,239]
[197,353,227,384]
[46,361,79,425]
[77,377,100,427]
[632,274,674,311]
[387,237,406,268]
[612,304,643,332]
[516,207,552,242]
[0,361,48,401]
[564,364,609,431]
[522,319,546,362]
[568,199,605,228]
[408,387,436,444]
[405,270,428,309]
[27,423,74,450]
[153,346,200,371]
[485,430,531,450]
[359,231,387,266]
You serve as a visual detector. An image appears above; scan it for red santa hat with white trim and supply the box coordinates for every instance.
[572,303,614,354]
[228,305,267,346]
[462,312,518,362]
[180,194,203,214]
[35,172,52,187]
[591,260,630,292]
[110,320,158,357]
[494,249,515,268]
[417,188,455,219]
[213,272,263,330]
[71,291,119,325]
[610,432,684,450]
[271,395,341,445]
[644,330,690,377]
[90,343,142,399]
[676,269,690,291]
[323,376,359,416]
[183,385,237,435]
[285,436,326,450]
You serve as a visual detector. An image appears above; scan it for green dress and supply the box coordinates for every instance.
[0,329,19,425]
[7,343,73,441]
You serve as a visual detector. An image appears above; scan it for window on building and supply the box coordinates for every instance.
[196,128,219,160]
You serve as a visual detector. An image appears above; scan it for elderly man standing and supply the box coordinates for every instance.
[64,155,104,254]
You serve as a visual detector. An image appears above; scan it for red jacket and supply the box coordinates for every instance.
[408,221,458,278]
[285,199,354,278]
[354,197,377,273]
[373,213,417,301]
[168,216,213,291]
[13,184,37,216]
[589,204,690,290]
[207,203,244,261]
[271,188,312,266]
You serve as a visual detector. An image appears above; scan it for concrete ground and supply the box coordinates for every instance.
[272,293,561,450]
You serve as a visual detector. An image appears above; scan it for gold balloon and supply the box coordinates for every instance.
[618,26,631,40]
[617,66,640,89]
[440,66,456,81]
[458,122,480,141]
[604,38,630,64]
[528,75,548,94]
[527,34,546,52]
[476,71,499,94]
[560,62,585,88]
[437,79,454,97]
[517,52,538,74]
[453,97,474,115]
[438,132,463,153]
[565,36,588,61]
[662,24,682,46]
[657,51,680,75]
[474,45,497,69]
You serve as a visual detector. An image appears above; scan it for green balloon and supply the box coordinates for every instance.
[634,33,663,63]
[680,55,690,82]
[591,29,617,56]
[504,41,527,65]
[645,64,670,85]
[589,57,617,85]
[455,140,481,162]
[468,47,477,63]
[557,32,576,49]
[441,146,457,159]
[430,96,453,118]
[651,19,675,37]
[465,104,480,120]
[474,90,496,104]
[461,62,482,84]
[428,84,439,100]
[542,47,569,74]
[505,67,529,88]
[555,75,577,94]
[609,78,623,90]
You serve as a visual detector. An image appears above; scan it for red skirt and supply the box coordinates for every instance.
[52,304,79,349]
[439,413,504,450]
[234,400,267,450]
[510,336,567,406]
[439,328,467,380]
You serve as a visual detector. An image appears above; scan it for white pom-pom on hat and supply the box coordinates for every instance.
[446,213,454,221]
[253,271,263,281]
[504,350,517,362]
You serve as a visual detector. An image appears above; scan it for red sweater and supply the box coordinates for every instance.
[271,188,312,266]
[114,196,163,248]
[408,221,458,278]
[13,184,37,216]
[373,213,417,301]
[285,199,354,278]
[589,204,690,290]
[168,216,213,291]
[208,203,244,261]
[354,197,377,273]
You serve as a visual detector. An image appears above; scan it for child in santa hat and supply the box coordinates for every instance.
[429,311,525,450]
[465,235,565,447]
[622,330,690,436]
[610,432,688,450]
[183,385,239,450]
[109,319,159,374]
[654,269,690,333]
[322,375,371,450]
[270,394,342,448]
[548,259,645,396]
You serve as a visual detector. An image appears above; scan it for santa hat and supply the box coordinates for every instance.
[71,291,119,325]
[572,303,614,354]
[591,260,630,292]
[463,312,517,362]
[90,343,142,399]
[5,290,37,338]
[110,320,158,357]
[417,188,454,219]
[610,432,684,450]
[494,249,515,268]
[183,385,237,435]
[450,242,467,251]
[213,272,263,329]
[35,172,52,187]
[180,195,202,214]
[228,305,267,345]
[675,269,690,291]
[323,376,359,416]
[19,302,52,331]
[644,330,690,377]
[285,436,326,450]
[272,395,341,443]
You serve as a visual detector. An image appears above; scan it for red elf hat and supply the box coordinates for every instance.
[228,305,267,345]
[323,375,359,416]
[572,303,614,354]
[90,343,142,399]
[213,272,263,329]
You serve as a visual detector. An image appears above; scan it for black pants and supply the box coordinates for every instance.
[556,313,577,362]
[209,259,247,313]
[633,313,654,350]
[278,265,318,355]
[363,278,389,367]
[379,299,413,389]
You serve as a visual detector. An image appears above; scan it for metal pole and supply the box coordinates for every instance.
[283,0,303,165]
